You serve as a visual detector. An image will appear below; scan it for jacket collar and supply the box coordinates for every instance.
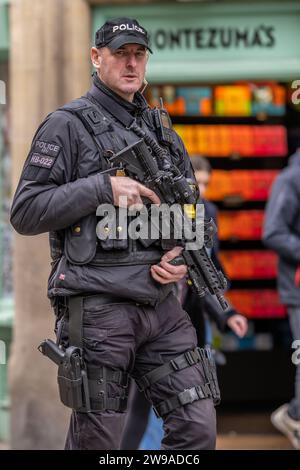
[91,72,148,115]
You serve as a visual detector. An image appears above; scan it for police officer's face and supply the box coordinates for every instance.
[92,44,148,102]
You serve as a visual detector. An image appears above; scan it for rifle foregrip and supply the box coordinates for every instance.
[168,255,185,266]
[216,294,229,311]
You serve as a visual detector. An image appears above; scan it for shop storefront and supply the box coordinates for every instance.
[93,2,300,83]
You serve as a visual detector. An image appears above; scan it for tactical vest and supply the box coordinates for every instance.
[50,92,186,268]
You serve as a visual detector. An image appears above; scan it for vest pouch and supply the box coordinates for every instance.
[64,214,97,265]
[98,237,128,251]
[97,207,129,251]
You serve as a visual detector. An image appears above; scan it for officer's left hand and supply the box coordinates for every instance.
[151,247,187,284]
[227,314,248,338]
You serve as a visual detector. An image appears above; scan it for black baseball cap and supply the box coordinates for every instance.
[95,17,152,53]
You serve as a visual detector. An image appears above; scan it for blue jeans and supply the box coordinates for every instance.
[288,306,300,421]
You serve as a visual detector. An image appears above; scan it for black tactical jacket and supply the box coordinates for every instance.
[10,75,195,306]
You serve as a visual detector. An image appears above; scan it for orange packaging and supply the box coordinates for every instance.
[206,126,218,156]
[219,251,278,279]
[183,126,194,154]
[273,85,286,106]
[217,125,230,157]
[200,97,213,116]
[240,126,254,156]
[173,97,186,116]
[218,210,264,240]
[205,171,231,200]
[226,290,286,318]
[189,125,201,154]
[197,125,210,155]
[215,85,251,116]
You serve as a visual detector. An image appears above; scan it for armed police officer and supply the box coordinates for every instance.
[10,17,219,450]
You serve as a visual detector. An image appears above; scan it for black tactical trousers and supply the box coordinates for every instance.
[62,292,216,450]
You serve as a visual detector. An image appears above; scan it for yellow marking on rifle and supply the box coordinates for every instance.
[184,204,196,219]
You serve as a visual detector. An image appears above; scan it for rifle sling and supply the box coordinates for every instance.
[88,84,135,129]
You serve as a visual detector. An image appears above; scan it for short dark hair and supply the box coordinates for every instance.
[190,156,212,174]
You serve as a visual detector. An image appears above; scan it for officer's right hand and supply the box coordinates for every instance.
[110,176,160,209]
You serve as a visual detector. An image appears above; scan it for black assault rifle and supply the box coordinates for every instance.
[108,139,228,311]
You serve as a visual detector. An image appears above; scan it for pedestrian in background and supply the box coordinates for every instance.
[263,140,300,450]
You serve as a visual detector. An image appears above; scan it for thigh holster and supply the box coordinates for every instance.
[40,296,129,413]
[84,365,129,413]
[136,347,220,418]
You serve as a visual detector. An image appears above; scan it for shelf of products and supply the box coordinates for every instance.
[149,83,286,117]
[218,210,264,240]
[173,124,287,157]
[219,250,278,280]
[204,169,279,201]
[226,290,286,319]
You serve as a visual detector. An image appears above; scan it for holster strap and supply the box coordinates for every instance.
[79,365,129,413]
[153,384,213,418]
[136,347,202,392]
[87,365,129,387]
[88,396,128,413]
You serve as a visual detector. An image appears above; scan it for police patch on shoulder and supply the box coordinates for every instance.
[33,140,61,157]
[22,140,62,182]
[29,152,56,169]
